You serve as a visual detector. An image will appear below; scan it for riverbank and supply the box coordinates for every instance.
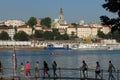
[0,47,44,50]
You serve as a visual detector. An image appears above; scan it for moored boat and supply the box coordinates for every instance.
[44,43,71,50]
[71,43,107,50]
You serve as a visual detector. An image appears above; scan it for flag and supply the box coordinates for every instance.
[12,46,17,70]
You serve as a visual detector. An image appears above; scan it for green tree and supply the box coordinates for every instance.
[27,17,37,27]
[14,31,29,41]
[112,30,120,42]
[0,31,10,40]
[52,29,60,40]
[97,30,114,39]
[71,23,79,37]
[61,33,69,40]
[100,0,120,32]
[9,25,14,28]
[14,26,17,33]
[70,31,77,40]
[41,17,51,28]
[71,23,78,27]
[43,31,53,40]
[27,17,37,33]
[34,30,43,38]
[97,30,106,38]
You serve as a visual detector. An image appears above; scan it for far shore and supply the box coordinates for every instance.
[0,47,44,50]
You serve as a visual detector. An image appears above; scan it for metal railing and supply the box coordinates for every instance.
[0,67,120,80]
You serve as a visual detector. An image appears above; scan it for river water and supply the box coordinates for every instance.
[0,49,120,79]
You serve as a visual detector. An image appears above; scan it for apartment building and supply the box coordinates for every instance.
[17,25,32,35]
[67,26,98,39]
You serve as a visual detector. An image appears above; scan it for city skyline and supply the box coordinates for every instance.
[0,0,117,24]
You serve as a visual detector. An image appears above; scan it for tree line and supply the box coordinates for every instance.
[0,29,69,41]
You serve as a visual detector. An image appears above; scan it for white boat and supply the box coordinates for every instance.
[71,43,107,50]
[45,43,71,50]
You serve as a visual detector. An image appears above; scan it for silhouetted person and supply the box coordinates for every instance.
[95,61,101,79]
[108,60,116,80]
[52,61,57,77]
[81,60,88,78]
[0,60,3,74]
[43,61,50,79]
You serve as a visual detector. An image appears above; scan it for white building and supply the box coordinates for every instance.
[100,26,111,34]
[67,26,98,39]
[90,23,111,34]
[17,25,32,35]
[8,28,15,40]
[5,20,25,27]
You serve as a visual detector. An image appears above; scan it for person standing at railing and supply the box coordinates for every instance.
[35,61,40,78]
[52,61,57,77]
[81,60,88,78]
[25,61,31,76]
[95,61,101,79]
[0,60,3,74]
[43,61,50,78]
[20,62,25,76]
[108,60,116,80]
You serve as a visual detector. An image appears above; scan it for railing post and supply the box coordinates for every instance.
[117,70,119,80]
[86,69,88,78]
[0,67,3,80]
[80,67,82,78]
[101,69,103,80]
[59,68,61,80]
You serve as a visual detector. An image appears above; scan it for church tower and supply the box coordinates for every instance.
[58,8,66,25]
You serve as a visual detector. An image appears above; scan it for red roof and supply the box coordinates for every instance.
[68,26,96,28]
[18,25,29,28]
[0,27,9,29]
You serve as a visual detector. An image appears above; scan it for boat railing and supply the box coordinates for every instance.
[0,67,120,80]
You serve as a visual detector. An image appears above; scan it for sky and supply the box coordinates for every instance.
[0,0,117,24]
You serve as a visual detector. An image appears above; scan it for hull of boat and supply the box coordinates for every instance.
[45,44,71,50]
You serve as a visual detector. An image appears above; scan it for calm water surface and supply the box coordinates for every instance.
[0,49,120,78]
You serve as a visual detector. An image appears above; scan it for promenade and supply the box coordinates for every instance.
[0,67,119,80]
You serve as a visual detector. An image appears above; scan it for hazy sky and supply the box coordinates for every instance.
[0,0,117,24]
